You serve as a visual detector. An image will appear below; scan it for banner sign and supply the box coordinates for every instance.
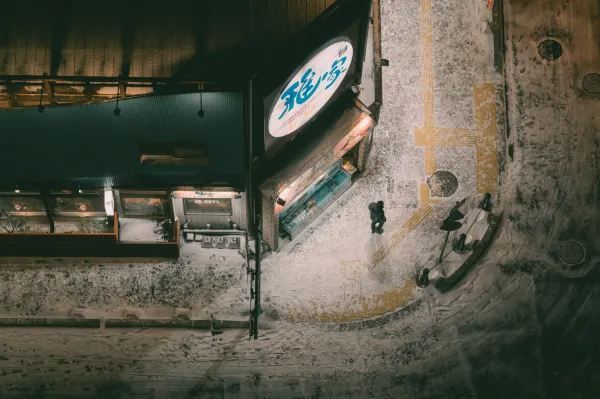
[268,39,354,138]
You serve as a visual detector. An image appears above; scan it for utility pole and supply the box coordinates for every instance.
[249,215,262,340]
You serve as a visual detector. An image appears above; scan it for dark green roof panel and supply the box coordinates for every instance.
[0,92,245,189]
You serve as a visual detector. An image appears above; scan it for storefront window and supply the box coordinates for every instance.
[0,195,46,215]
[120,194,168,217]
[51,194,105,216]
[183,198,232,216]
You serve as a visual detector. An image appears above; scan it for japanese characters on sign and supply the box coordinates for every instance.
[268,39,354,138]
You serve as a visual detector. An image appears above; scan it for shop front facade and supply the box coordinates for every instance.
[0,92,248,256]
[252,0,382,250]
[0,0,381,257]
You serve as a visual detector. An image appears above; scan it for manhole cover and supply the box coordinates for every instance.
[538,39,563,61]
[558,240,585,265]
[427,170,458,197]
[582,73,600,95]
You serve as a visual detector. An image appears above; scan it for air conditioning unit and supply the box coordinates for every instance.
[202,236,213,248]
[227,236,240,249]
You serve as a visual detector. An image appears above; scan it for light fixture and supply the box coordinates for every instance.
[103,188,114,216]
[14,186,20,193]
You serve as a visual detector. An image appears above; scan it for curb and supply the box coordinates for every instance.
[331,298,424,331]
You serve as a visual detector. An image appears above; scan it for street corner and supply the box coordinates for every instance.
[283,278,418,324]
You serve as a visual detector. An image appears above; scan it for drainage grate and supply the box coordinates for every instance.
[558,240,585,265]
[582,73,600,96]
[427,170,458,197]
[538,39,562,61]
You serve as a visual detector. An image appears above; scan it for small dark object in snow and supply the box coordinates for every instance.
[453,233,468,253]
[448,207,464,221]
[582,73,600,95]
[538,39,562,61]
[427,170,459,197]
[440,218,462,231]
[479,192,492,211]
[153,218,173,241]
[416,268,429,287]
[368,201,386,234]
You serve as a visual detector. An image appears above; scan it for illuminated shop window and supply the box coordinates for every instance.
[183,198,232,216]
[120,194,169,217]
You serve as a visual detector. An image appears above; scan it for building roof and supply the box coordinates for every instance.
[0,0,336,108]
[0,92,245,189]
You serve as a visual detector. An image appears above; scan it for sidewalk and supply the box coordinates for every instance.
[260,0,503,322]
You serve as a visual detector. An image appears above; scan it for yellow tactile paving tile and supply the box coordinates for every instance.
[474,83,498,194]
[435,128,478,146]
[419,182,443,205]
[424,146,436,174]
[369,205,434,269]
[419,182,431,205]
[414,126,433,146]
[420,0,434,129]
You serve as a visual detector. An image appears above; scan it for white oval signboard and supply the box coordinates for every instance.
[268,39,353,138]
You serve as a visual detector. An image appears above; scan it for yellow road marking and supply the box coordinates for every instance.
[421,0,434,128]
[474,83,498,194]
[285,279,417,323]
[369,205,433,269]
[415,0,498,197]
[286,206,432,322]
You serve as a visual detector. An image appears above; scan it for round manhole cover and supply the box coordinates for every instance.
[538,39,563,61]
[558,240,585,265]
[582,73,600,95]
[427,170,458,197]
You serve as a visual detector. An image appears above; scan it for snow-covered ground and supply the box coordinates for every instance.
[1,0,599,397]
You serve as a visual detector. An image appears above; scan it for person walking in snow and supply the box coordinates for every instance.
[368,200,386,234]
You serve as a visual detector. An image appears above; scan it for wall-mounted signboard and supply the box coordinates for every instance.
[258,0,371,157]
[120,194,169,217]
[183,198,232,215]
[268,39,354,138]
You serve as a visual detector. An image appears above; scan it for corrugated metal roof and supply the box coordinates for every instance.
[0,0,335,81]
[0,92,245,189]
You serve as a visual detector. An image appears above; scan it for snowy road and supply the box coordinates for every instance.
[1,0,599,397]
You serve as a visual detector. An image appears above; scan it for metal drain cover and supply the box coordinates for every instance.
[582,73,600,95]
[427,170,458,197]
[538,39,562,61]
[558,240,585,265]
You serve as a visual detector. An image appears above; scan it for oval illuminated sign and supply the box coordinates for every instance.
[268,39,354,138]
